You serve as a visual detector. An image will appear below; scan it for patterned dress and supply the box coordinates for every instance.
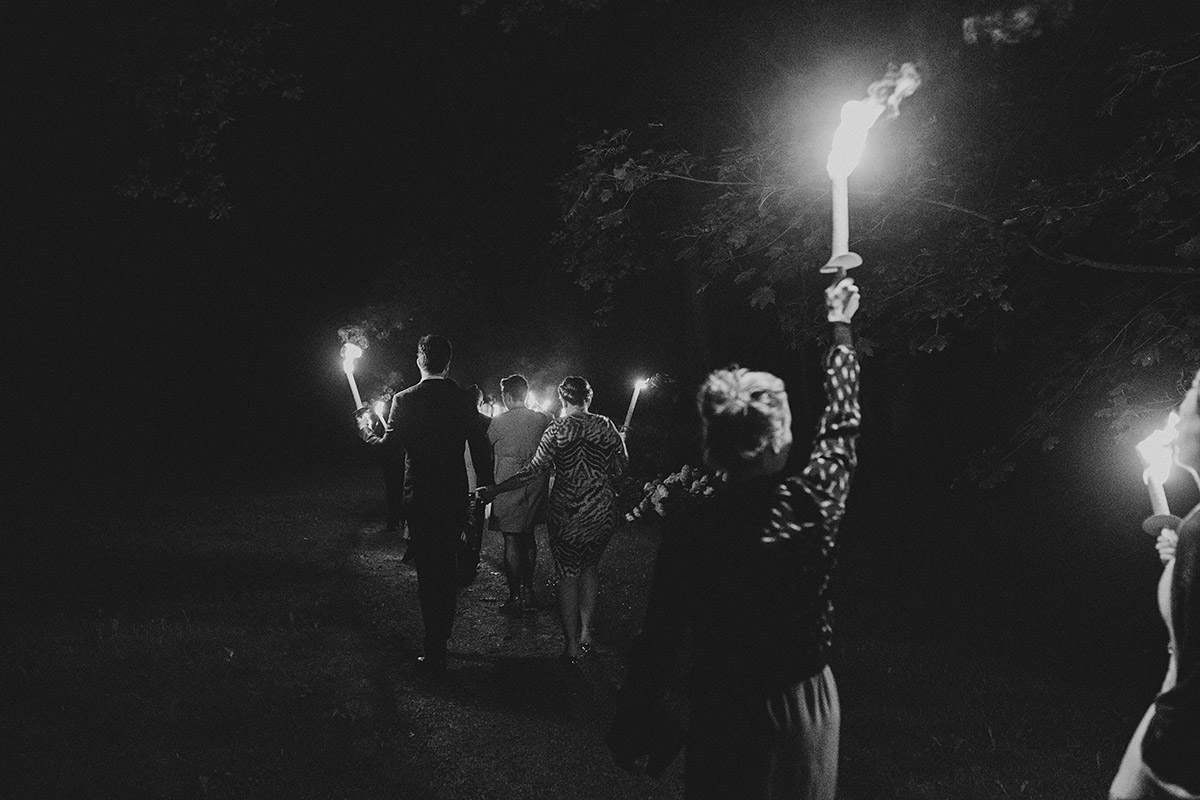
[610,339,860,800]
[511,411,629,577]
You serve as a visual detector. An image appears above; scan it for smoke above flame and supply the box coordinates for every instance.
[338,324,371,352]
[827,63,922,180]
[963,1,1074,46]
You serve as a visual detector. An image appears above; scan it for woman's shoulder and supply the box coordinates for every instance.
[584,412,617,430]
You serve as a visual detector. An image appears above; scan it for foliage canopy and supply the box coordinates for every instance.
[552,1,1200,483]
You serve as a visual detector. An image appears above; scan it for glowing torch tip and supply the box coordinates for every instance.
[1137,412,1181,487]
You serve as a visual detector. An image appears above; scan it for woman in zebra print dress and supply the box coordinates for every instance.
[478,376,629,664]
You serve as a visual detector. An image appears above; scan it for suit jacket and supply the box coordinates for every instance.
[363,377,493,530]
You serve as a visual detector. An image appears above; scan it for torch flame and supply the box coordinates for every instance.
[373,400,386,418]
[826,63,922,180]
[341,343,363,375]
[635,378,651,390]
[1137,411,1181,486]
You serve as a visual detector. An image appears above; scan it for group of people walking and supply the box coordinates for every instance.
[354,276,1199,800]
[357,334,630,673]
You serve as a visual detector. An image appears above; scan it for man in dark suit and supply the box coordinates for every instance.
[358,334,492,674]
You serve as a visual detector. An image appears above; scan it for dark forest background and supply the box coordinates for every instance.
[6,0,1200,691]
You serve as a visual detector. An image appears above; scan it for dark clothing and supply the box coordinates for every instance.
[1143,503,1200,795]
[685,668,839,800]
[363,412,405,530]
[612,341,860,799]
[361,376,492,655]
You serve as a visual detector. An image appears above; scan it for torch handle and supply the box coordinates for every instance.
[1147,478,1170,517]
[347,373,363,410]
[623,388,641,431]
[831,175,850,259]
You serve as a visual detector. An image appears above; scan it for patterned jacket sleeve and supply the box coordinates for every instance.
[505,424,558,488]
[762,336,861,543]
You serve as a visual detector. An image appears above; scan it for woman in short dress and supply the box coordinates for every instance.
[478,375,629,663]
[1110,368,1200,800]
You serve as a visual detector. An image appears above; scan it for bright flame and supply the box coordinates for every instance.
[635,378,651,390]
[373,400,387,419]
[526,392,541,411]
[826,63,922,180]
[1137,412,1181,486]
[341,343,363,375]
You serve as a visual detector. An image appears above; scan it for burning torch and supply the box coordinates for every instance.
[1137,412,1181,533]
[341,343,364,410]
[822,63,921,278]
[622,377,652,432]
[373,399,389,430]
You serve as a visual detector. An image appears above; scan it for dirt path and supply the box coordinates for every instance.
[344,518,685,799]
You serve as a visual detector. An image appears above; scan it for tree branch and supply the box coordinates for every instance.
[854,191,998,224]
[1029,245,1200,275]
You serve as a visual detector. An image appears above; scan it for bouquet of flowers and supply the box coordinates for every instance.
[625,464,721,522]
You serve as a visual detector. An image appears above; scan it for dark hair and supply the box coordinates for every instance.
[558,376,593,407]
[468,383,484,404]
[418,334,452,374]
[500,374,528,401]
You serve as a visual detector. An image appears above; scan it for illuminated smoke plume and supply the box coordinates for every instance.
[866,63,923,123]
[337,324,371,351]
[963,1,1074,46]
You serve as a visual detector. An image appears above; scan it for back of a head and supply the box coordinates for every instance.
[697,367,789,472]
[501,374,528,402]
[558,376,593,407]
[419,334,453,374]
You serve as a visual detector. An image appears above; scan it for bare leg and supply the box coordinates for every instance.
[514,531,540,611]
[502,534,522,599]
[557,574,582,659]
[519,531,537,588]
[578,565,600,648]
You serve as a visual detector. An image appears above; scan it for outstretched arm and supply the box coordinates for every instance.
[476,425,556,502]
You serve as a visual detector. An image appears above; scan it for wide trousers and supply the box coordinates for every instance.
[685,666,840,800]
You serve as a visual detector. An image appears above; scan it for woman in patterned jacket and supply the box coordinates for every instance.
[607,277,861,800]
[477,375,629,665]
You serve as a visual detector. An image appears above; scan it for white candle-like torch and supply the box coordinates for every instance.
[1136,412,1180,516]
[623,377,651,431]
[822,63,921,276]
[341,343,364,410]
